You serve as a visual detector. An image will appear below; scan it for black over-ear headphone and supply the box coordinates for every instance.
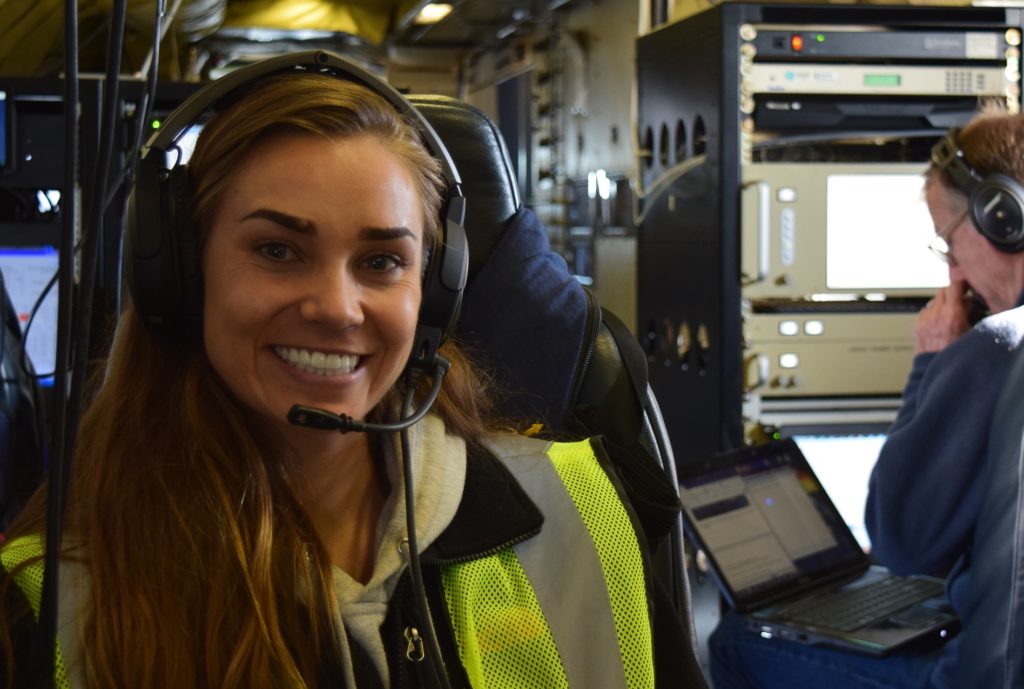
[930,127,1024,253]
[125,50,468,371]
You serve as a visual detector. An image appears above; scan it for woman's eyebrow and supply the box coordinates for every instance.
[239,212,417,244]
[242,209,315,234]
[359,227,416,241]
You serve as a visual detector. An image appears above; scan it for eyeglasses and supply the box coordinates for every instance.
[928,210,969,266]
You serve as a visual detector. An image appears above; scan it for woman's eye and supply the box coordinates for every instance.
[365,254,405,272]
[257,242,294,261]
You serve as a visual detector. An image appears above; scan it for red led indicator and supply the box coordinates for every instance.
[790,34,804,52]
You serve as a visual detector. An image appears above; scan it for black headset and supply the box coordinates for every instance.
[125,50,469,371]
[930,127,1024,253]
[125,54,464,688]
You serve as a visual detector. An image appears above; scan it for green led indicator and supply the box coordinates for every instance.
[816,33,825,42]
[773,432,781,440]
[150,119,161,129]
[864,74,901,87]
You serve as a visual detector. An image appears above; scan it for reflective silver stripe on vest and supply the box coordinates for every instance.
[483,435,630,689]
[57,560,88,689]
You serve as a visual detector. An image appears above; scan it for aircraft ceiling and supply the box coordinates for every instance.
[2,0,568,77]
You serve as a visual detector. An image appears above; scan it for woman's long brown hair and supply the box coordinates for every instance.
[1,73,494,688]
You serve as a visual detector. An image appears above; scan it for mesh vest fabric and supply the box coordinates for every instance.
[548,440,654,689]
[441,549,568,688]
[440,438,655,689]
[1,534,71,689]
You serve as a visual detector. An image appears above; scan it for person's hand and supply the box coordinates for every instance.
[914,279,973,353]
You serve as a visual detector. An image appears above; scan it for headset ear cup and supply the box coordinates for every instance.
[126,163,203,345]
[169,168,205,340]
[410,194,468,370]
[969,173,1024,253]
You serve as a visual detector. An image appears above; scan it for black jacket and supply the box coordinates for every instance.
[366,438,705,689]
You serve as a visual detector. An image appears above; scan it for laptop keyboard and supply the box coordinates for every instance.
[776,576,944,632]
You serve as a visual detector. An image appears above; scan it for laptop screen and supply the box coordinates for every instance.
[790,432,886,551]
[679,439,868,611]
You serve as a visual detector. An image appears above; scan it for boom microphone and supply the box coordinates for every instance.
[286,354,455,689]
[287,357,450,434]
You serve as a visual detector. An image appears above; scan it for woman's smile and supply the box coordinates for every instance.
[201,132,425,435]
[273,346,361,377]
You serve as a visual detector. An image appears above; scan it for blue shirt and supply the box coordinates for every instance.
[866,297,1024,687]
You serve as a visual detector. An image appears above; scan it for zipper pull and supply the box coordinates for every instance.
[404,626,426,662]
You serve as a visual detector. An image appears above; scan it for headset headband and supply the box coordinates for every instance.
[930,128,978,196]
[126,50,469,369]
[144,51,462,187]
[929,126,1024,253]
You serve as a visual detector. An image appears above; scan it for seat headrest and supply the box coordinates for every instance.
[408,95,522,283]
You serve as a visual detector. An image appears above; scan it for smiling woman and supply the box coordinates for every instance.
[201,132,427,453]
[0,53,692,689]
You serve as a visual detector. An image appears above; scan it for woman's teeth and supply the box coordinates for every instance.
[274,347,358,377]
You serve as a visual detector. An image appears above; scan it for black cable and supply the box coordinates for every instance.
[105,0,164,217]
[36,0,79,682]
[398,375,454,689]
[112,0,164,317]
[0,0,162,386]
[287,357,454,687]
[38,1,127,686]
[74,0,127,372]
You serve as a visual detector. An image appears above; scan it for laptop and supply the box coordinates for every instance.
[678,438,959,656]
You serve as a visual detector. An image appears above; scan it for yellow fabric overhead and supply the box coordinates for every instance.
[0,0,108,75]
[0,0,399,75]
[223,0,395,45]
[0,0,190,75]
[1,0,60,74]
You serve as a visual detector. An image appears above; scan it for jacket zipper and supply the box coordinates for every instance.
[404,626,426,661]
[391,528,540,687]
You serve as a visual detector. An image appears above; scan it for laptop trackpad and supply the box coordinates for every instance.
[875,600,954,629]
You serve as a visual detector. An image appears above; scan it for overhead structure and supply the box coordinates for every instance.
[0,0,569,77]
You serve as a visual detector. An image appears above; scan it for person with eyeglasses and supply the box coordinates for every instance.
[711,108,1024,689]
[861,107,1024,684]
[867,107,1024,571]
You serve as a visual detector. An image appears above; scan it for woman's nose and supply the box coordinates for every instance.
[298,267,364,329]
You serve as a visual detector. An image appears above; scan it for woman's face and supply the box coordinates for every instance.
[201,132,426,437]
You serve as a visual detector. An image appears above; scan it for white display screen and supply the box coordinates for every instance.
[826,174,949,290]
[0,246,59,386]
[790,433,887,551]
